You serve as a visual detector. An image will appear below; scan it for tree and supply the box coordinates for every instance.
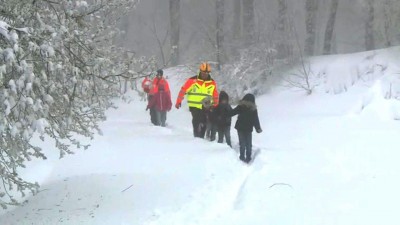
[365,0,375,50]
[216,0,225,70]
[275,0,292,59]
[377,0,400,48]
[0,0,154,208]
[242,0,256,46]
[323,0,339,54]
[232,0,242,40]
[169,0,181,66]
[304,0,319,56]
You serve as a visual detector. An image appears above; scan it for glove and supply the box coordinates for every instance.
[256,128,262,133]
[175,103,181,109]
[146,106,149,111]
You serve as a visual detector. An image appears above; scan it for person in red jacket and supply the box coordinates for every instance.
[142,74,156,124]
[146,84,172,127]
[150,69,171,97]
[145,69,171,125]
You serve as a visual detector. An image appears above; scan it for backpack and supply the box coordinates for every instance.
[142,78,152,93]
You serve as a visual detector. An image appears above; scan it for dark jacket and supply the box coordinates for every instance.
[214,91,232,128]
[230,93,261,132]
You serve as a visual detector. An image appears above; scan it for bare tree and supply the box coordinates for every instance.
[304,0,319,56]
[284,16,315,95]
[149,16,171,68]
[216,0,225,70]
[380,0,395,47]
[365,0,375,50]
[275,0,292,59]
[323,0,339,54]
[242,0,255,46]
[232,0,242,39]
[169,0,181,66]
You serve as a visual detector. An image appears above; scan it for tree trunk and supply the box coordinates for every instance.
[365,0,375,50]
[304,0,319,56]
[277,0,288,34]
[232,0,241,39]
[242,0,255,46]
[169,0,180,66]
[382,0,392,47]
[276,0,290,59]
[216,0,225,70]
[323,0,339,54]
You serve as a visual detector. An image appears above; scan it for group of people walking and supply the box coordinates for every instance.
[142,63,262,163]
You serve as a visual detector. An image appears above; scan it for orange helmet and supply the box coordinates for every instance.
[199,62,211,73]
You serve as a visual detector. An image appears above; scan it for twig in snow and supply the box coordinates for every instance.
[121,184,134,193]
[269,183,293,189]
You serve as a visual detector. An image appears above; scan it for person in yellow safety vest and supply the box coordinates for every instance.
[175,62,219,138]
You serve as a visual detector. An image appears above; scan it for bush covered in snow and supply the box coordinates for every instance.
[213,43,288,102]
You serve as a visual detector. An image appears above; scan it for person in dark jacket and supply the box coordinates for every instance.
[213,91,232,147]
[146,84,172,127]
[230,93,262,163]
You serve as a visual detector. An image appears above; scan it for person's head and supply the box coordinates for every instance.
[156,69,163,78]
[242,93,255,103]
[219,91,229,104]
[199,62,211,79]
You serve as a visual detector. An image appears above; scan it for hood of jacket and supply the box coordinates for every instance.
[239,93,256,110]
[219,91,229,103]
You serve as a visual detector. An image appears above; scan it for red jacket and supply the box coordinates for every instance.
[147,90,172,112]
[150,77,171,97]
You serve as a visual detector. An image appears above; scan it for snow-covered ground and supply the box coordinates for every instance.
[1,48,400,225]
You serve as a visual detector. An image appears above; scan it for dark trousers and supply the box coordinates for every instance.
[150,108,157,125]
[206,122,217,141]
[190,107,207,138]
[154,110,167,127]
[148,95,157,125]
[218,126,231,147]
[238,131,252,160]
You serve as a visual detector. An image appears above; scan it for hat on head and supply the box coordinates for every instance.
[242,93,255,103]
[199,62,211,73]
[157,69,163,76]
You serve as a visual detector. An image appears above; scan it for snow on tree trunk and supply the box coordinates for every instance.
[242,0,255,46]
[304,0,319,56]
[169,0,181,66]
[323,0,339,55]
[216,0,225,70]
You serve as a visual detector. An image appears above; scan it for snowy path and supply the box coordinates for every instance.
[2,61,400,224]
[2,90,400,225]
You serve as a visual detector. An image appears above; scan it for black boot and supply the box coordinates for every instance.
[245,157,252,163]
